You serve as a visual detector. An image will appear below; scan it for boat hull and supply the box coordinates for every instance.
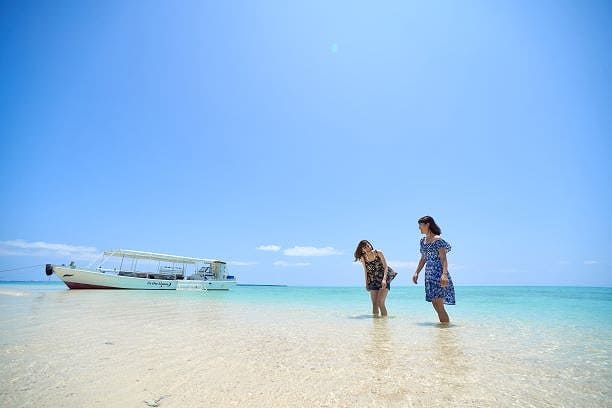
[51,266,236,290]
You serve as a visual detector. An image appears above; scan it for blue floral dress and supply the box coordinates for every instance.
[420,238,455,305]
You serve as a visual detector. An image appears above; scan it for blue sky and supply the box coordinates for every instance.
[1,1,610,285]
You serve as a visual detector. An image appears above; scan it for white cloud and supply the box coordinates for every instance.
[0,239,101,261]
[256,245,281,252]
[584,260,598,265]
[283,246,342,257]
[228,261,259,267]
[388,260,419,269]
[273,260,310,267]
[0,248,23,257]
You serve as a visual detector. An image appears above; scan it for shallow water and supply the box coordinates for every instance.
[0,282,610,407]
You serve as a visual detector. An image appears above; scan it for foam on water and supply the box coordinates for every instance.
[0,282,610,407]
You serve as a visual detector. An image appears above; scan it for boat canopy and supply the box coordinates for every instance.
[103,249,223,265]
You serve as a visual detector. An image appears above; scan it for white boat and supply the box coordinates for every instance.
[45,249,237,290]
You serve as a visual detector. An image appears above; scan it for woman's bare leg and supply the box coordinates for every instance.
[432,298,449,323]
[377,287,389,316]
[370,290,380,316]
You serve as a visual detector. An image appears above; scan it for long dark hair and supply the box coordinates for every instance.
[354,240,373,261]
[418,215,442,235]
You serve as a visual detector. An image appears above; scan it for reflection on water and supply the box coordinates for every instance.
[432,325,467,376]
[365,318,393,370]
[358,317,415,404]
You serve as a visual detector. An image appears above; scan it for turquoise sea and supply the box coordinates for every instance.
[0,281,610,407]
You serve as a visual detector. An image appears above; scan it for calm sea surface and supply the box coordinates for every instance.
[0,282,610,407]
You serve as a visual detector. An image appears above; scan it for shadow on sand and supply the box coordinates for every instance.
[415,321,457,328]
[348,314,396,319]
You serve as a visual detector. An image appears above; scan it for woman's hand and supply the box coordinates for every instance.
[381,279,387,289]
[440,273,449,288]
[413,256,425,285]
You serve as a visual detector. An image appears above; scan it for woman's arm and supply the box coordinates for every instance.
[412,255,426,284]
[361,258,369,288]
[438,247,449,288]
[378,250,389,282]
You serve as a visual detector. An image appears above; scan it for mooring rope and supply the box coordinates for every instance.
[0,264,45,273]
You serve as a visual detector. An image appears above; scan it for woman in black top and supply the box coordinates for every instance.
[354,240,397,317]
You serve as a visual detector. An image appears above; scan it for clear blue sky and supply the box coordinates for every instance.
[1,1,610,285]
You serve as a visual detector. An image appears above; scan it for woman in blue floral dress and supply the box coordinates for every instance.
[412,216,455,323]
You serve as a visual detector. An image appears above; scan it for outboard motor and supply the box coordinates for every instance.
[45,264,54,276]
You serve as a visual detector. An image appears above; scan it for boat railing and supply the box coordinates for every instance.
[90,257,228,281]
[159,266,185,274]
[115,271,186,280]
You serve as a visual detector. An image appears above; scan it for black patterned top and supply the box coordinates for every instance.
[364,251,397,290]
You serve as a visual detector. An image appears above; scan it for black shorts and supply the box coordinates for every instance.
[367,281,390,291]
